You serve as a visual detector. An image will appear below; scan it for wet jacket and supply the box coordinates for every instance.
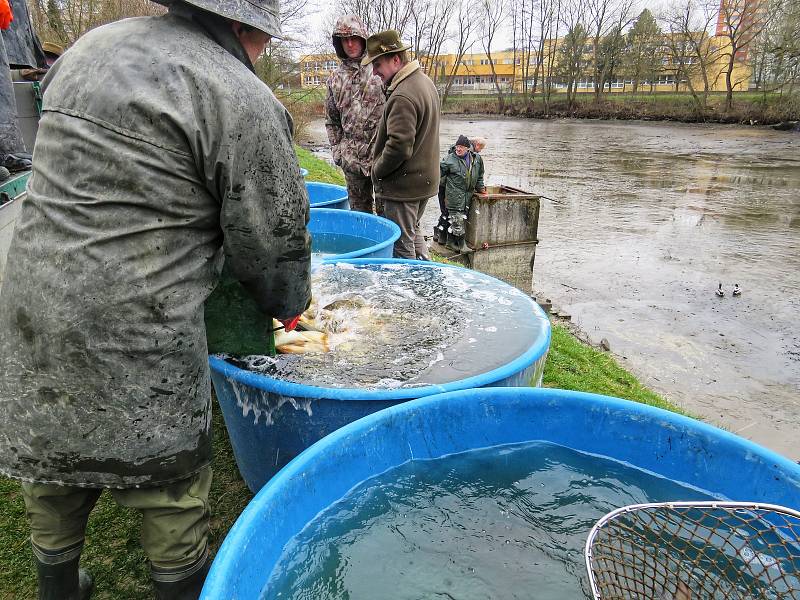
[325,17,384,177]
[440,149,485,213]
[0,11,311,488]
[372,61,440,202]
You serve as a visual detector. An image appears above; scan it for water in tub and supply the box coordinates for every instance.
[233,263,544,389]
[311,232,375,258]
[260,441,718,599]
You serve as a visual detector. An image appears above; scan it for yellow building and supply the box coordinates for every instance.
[425,50,519,93]
[299,54,338,88]
[298,36,751,94]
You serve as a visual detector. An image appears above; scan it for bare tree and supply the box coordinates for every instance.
[556,0,587,108]
[480,0,508,112]
[332,0,415,36]
[716,0,778,109]
[409,0,454,77]
[585,0,634,102]
[748,0,800,95]
[30,0,164,45]
[440,0,479,105]
[540,0,563,113]
[659,0,722,111]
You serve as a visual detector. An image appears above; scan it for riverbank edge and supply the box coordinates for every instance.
[440,105,799,126]
[0,147,687,599]
[289,93,798,128]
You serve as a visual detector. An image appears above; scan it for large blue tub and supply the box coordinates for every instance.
[210,259,551,491]
[201,387,800,599]
[309,208,399,259]
[306,181,349,210]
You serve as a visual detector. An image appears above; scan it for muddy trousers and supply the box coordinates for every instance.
[344,169,380,215]
[383,197,429,260]
[21,467,212,591]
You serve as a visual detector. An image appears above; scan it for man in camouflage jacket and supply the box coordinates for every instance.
[325,15,385,214]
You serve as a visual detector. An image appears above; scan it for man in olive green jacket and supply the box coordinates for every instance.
[0,0,311,597]
[440,134,486,253]
[363,30,440,259]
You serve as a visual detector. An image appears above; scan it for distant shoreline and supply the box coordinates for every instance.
[439,94,800,127]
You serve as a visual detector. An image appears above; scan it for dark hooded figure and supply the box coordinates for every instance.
[0,0,311,596]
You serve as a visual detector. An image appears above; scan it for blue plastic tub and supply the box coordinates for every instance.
[309,208,400,259]
[306,181,349,210]
[209,259,551,491]
[201,387,800,599]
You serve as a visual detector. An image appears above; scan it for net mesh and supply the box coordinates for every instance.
[585,501,800,600]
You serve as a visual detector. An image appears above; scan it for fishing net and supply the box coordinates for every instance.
[585,501,800,600]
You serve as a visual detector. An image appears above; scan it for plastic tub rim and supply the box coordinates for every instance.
[306,181,348,208]
[202,386,800,599]
[208,258,551,401]
[310,208,401,261]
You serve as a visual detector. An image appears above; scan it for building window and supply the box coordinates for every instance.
[657,75,675,85]
[480,58,491,65]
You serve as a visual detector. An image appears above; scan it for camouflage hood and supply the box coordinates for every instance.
[331,14,368,60]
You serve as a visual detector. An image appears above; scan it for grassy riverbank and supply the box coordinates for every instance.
[0,150,681,599]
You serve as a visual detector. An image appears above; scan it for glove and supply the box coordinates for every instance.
[279,315,302,332]
[0,0,12,30]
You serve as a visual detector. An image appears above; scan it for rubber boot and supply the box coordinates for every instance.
[433,215,448,244]
[33,542,94,600]
[152,555,210,600]
[446,233,470,254]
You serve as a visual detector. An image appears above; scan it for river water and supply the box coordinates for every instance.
[304,117,800,460]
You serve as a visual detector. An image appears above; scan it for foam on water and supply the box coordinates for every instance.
[233,263,545,389]
[260,441,714,600]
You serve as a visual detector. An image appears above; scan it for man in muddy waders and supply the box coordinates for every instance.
[0,0,311,596]
[325,14,385,215]
[365,30,440,260]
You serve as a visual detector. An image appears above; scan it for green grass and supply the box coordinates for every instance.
[0,406,250,600]
[295,145,345,185]
[543,323,685,414]
[0,150,687,598]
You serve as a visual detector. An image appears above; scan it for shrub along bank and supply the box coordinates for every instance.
[441,92,800,125]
